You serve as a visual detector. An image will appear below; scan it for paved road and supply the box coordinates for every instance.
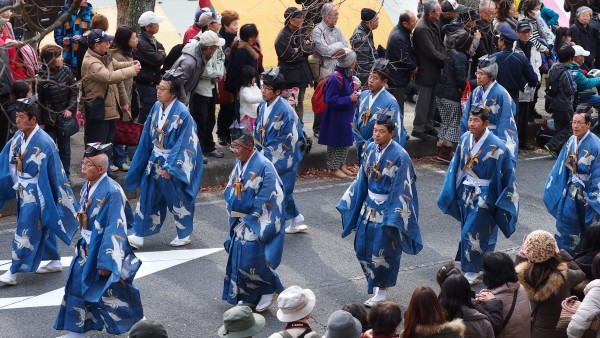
[0,153,556,337]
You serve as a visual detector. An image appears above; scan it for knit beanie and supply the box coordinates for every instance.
[336,48,357,68]
[361,8,377,22]
[523,230,559,263]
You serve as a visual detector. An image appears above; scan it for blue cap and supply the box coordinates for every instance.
[496,25,518,42]
[194,9,207,23]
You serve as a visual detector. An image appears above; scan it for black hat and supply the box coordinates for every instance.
[361,8,377,22]
[86,29,114,45]
[458,9,480,23]
[441,1,456,12]
[262,67,286,90]
[129,320,168,338]
[15,95,38,117]
[517,21,532,32]
[370,58,393,80]
[454,32,474,52]
[84,143,112,158]
[284,7,305,21]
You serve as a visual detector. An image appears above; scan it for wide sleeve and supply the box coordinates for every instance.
[437,138,463,221]
[337,163,368,238]
[0,140,15,208]
[543,140,570,217]
[492,146,519,238]
[585,145,600,221]
[124,104,157,191]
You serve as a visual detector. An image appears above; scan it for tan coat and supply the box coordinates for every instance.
[81,48,136,121]
[110,49,135,122]
[490,281,532,338]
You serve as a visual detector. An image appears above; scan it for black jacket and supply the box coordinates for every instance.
[473,19,496,76]
[548,62,577,111]
[437,49,470,102]
[385,24,417,88]
[275,25,313,88]
[412,17,447,86]
[492,48,539,100]
[225,41,263,95]
[35,65,78,127]
[133,32,166,86]
[350,22,376,83]
[570,21,596,71]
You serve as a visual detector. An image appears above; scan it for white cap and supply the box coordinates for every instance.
[573,45,590,57]
[138,11,165,27]
[199,30,225,47]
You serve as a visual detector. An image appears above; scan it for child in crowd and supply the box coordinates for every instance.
[238,65,261,131]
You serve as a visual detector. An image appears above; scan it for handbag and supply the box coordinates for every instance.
[216,78,234,105]
[114,120,144,146]
[83,86,109,121]
[57,115,79,138]
[556,295,600,330]
[461,81,472,113]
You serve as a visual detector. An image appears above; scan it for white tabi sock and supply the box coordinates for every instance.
[60,331,87,338]
[1,270,16,280]
[46,260,62,269]
[372,288,387,302]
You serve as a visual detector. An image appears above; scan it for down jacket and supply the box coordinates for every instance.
[168,39,209,105]
[490,281,532,338]
[80,49,136,121]
[35,65,78,127]
[436,49,470,102]
[516,261,586,338]
[567,279,600,338]
[460,306,495,338]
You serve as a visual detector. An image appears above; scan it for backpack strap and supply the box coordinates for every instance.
[332,70,344,89]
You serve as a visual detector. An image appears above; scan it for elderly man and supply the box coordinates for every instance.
[411,1,447,141]
[54,144,144,337]
[134,11,166,123]
[350,8,380,84]
[222,128,285,312]
[570,46,600,108]
[440,0,461,34]
[473,0,497,76]
[275,7,314,124]
[311,2,348,137]
[386,10,417,121]
[0,96,79,286]
[125,70,204,249]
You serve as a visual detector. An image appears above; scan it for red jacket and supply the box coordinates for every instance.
[183,24,201,43]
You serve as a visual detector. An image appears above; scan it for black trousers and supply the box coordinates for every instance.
[189,91,217,153]
[518,101,531,147]
[217,102,235,142]
[84,119,116,159]
[547,109,573,152]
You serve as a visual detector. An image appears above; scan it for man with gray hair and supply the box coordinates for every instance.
[411,1,447,141]
[473,0,497,76]
[311,2,348,137]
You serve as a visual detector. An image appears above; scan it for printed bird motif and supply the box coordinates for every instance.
[20,189,36,206]
[482,145,505,162]
[254,203,272,237]
[167,115,183,132]
[286,155,294,169]
[271,116,284,130]
[239,268,269,283]
[381,161,398,179]
[101,289,129,310]
[173,203,191,219]
[569,234,581,251]
[26,147,46,169]
[11,250,19,260]
[90,198,105,219]
[135,202,144,221]
[107,312,122,322]
[579,150,596,167]
[106,235,124,275]
[14,229,34,250]
[341,186,355,208]
[58,219,67,234]
[358,260,375,279]
[546,176,553,189]
[371,249,390,269]
[477,196,488,209]
[177,150,194,183]
[173,219,186,230]
[189,132,199,153]
[394,195,412,228]
[465,249,471,262]
[269,143,286,164]
[503,130,517,158]
[287,119,299,153]
[230,281,250,298]
[149,212,161,231]
[507,183,519,211]
[404,167,414,197]
[244,172,263,191]
[58,186,77,215]
[467,232,483,254]
[269,181,285,213]
[94,220,103,234]
[74,306,97,327]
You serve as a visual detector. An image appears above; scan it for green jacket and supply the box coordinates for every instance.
[569,61,600,91]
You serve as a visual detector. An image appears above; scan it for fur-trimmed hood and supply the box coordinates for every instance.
[414,318,466,337]
[236,41,260,60]
[516,261,568,302]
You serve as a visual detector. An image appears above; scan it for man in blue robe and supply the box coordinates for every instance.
[223,129,285,312]
[337,116,423,307]
[438,108,519,284]
[0,96,79,286]
[544,109,600,255]
[125,70,203,249]
[353,59,406,166]
[55,143,144,338]
[460,57,519,165]
[253,68,307,234]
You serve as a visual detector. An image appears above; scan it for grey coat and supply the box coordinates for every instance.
[169,39,209,105]
[311,21,348,79]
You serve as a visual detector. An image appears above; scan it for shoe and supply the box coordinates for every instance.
[531,110,543,119]
[520,144,535,151]
[107,171,118,179]
[411,130,435,141]
[36,260,62,274]
[237,301,257,308]
[313,131,319,139]
[204,149,224,158]
[331,169,349,179]
[425,126,439,136]
[285,224,308,234]
[218,137,228,146]
[203,157,208,164]
[255,293,278,312]
[364,296,387,308]
[117,163,130,172]
[465,272,482,285]
[544,145,558,158]
[128,235,144,250]
[435,146,453,163]
[0,271,16,285]
[340,165,355,177]
[109,165,119,172]
[170,235,191,247]
[433,120,441,127]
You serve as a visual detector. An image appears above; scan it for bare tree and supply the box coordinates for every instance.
[117,0,155,32]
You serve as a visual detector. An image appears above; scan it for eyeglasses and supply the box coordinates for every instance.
[156,86,169,92]
[572,120,589,125]
[81,160,98,169]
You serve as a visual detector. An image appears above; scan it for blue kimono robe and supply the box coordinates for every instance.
[353,89,407,165]
[0,125,78,273]
[253,96,305,221]
[125,100,203,239]
[544,132,600,254]
[222,150,285,305]
[55,174,143,335]
[337,140,423,293]
[460,82,519,165]
[438,129,519,273]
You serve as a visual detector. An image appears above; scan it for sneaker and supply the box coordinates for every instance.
[544,145,558,158]
[128,235,144,250]
[109,165,119,172]
[170,235,191,247]
[411,130,435,141]
[255,293,278,312]
[364,296,387,308]
[0,271,16,285]
[204,149,224,158]
[117,163,130,172]
[36,260,63,274]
